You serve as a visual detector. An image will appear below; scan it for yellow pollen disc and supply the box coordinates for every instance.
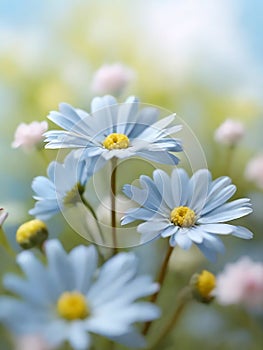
[196,270,216,298]
[16,219,47,244]
[57,291,90,321]
[103,133,129,150]
[170,206,196,227]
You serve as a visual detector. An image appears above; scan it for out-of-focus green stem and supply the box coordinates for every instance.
[80,193,105,246]
[142,245,174,335]
[149,287,192,349]
[224,144,235,177]
[111,158,118,255]
[0,227,15,256]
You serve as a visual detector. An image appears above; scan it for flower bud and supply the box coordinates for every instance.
[91,63,134,95]
[12,121,48,151]
[244,154,263,189]
[0,208,8,227]
[214,119,244,146]
[190,270,216,303]
[16,219,48,249]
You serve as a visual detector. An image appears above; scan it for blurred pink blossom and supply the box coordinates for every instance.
[91,63,134,95]
[214,119,244,146]
[15,335,51,350]
[244,154,263,189]
[0,208,8,227]
[215,257,263,310]
[12,121,48,151]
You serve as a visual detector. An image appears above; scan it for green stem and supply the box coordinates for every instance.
[107,340,115,350]
[149,287,192,349]
[142,245,174,335]
[0,227,15,256]
[224,144,235,177]
[111,158,118,255]
[80,194,105,245]
[37,147,50,165]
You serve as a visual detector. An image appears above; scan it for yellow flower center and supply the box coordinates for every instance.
[196,270,216,299]
[63,183,85,206]
[57,291,90,321]
[103,133,130,150]
[16,219,48,249]
[170,206,196,227]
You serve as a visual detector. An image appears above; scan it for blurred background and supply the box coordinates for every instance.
[0,0,263,349]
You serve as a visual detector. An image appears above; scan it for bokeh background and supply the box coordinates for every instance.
[0,0,263,349]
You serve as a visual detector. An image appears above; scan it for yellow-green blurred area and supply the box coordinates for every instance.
[1,0,263,349]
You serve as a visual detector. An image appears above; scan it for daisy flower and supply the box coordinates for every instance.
[121,168,253,261]
[44,95,182,168]
[0,240,160,350]
[29,151,90,221]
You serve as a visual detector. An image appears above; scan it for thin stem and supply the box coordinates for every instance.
[142,245,174,335]
[37,147,50,165]
[107,340,115,350]
[111,158,118,255]
[0,227,15,256]
[80,194,105,245]
[149,287,192,349]
[224,144,235,177]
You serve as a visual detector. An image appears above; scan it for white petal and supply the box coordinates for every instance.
[69,322,91,350]
[232,226,253,239]
[188,169,211,212]
[201,223,234,234]
[69,245,98,294]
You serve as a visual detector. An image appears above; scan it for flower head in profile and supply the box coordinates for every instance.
[91,63,134,96]
[12,121,48,151]
[215,257,263,310]
[214,119,244,146]
[190,270,216,303]
[121,168,253,261]
[244,153,263,189]
[29,151,90,221]
[16,219,48,250]
[0,239,160,350]
[44,95,182,169]
[0,208,8,227]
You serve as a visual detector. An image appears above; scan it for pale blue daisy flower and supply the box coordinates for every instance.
[0,240,160,350]
[44,95,183,167]
[121,168,253,261]
[29,151,91,221]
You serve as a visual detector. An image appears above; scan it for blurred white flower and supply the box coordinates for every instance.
[215,257,263,310]
[244,154,263,189]
[12,121,48,151]
[214,119,245,146]
[0,208,8,227]
[15,335,51,350]
[91,63,134,95]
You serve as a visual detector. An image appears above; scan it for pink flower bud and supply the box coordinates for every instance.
[0,208,8,227]
[244,154,263,189]
[91,63,134,95]
[12,121,48,151]
[215,257,263,310]
[15,335,51,350]
[214,119,244,146]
